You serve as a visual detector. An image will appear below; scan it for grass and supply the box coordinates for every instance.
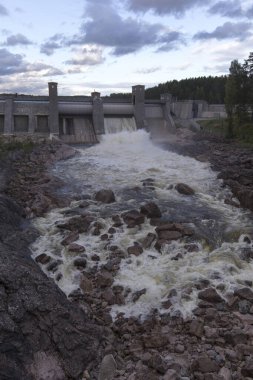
[0,136,35,157]
[198,118,253,146]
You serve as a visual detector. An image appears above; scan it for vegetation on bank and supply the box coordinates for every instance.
[198,119,253,146]
[0,136,34,157]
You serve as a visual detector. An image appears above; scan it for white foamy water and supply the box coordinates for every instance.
[31,128,253,319]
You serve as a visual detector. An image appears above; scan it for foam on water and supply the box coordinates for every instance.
[31,129,253,320]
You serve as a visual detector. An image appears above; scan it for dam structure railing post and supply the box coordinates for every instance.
[132,85,145,129]
[91,91,105,136]
[48,82,59,135]
[4,98,14,134]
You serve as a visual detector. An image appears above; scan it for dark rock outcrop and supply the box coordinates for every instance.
[95,189,116,204]
[0,194,103,380]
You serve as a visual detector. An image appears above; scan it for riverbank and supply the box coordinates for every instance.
[0,140,105,380]
[1,132,253,379]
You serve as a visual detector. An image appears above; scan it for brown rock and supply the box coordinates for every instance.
[96,271,113,288]
[132,289,146,302]
[143,334,169,348]
[73,258,87,269]
[95,189,115,204]
[175,183,195,195]
[122,209,145,227]
[198,288,223,303]
[140,202,162,218]
[68,243,86,253]
[61,231,79,246]
[80,275,93,293]
[141,233,156,249]
[127,245,143,256]
[234,287,253,301]
[192,356,219,373]
[58,215,94,233]
[157,230,182,241]
[35,253,51,265]
[189,319,204,338]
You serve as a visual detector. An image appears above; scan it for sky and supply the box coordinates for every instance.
[0,0,253,96]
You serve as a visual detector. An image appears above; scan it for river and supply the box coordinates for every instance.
[31,123,253,320]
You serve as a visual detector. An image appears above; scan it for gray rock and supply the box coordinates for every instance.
[98,354,117,380]
[95,189,116,204]
[175,183,195,196]
[140,202,162,218]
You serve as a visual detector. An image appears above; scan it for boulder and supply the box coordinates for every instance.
[234,287,253,301]
[35,253,51,265]
[122,209,145,227]
[175,183,195,196]
[140,202,162,218]
[198,287,223,303]
[61,231,79,246]
[95,189,116,204]
[127,245,143,256]
[68,243,86,253]
[192,356,219,373]
[98,354,117,380]
[141,233,156,249]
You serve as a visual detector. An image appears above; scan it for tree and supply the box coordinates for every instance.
[225,74,237,138]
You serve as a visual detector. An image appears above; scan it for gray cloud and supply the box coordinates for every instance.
[136,66,161,74]
[157,31,186,51]
[65,47,105,66]
[194,21,252,40]
[2,33,33,46]
[208,1,243,18]
[127,0,205,16]
[40,34,65,55]
[0,3,8,16]
[0,48,63,76]
[77,2,162,56]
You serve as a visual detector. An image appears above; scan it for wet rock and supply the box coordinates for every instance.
[98,354,117,380]
[102,289,115,305]
[61,231,79,246]
[68,243,86,253]
[198,288,223,303]
[46,260,61,273]
[175,183,195,196]
[162,299,172,309]
[140,202,162,218]
[73,258,87,269]
[95,189,116,204]
[101,234,109,241]
[224,329,248,345]
[91,254,100,261]
[35,253,51,265]
[80,274,93,293]
[122,210,145,228]
[184,243,199,253]
[175,344,185,353]
[189,319,204,338]
[58,215,94,233]
[192,357,219,373]
[234,287,253,301]
[141,233,157,249]
[96,271,114,288]
[156,230,182,241]
[238,300,251,314]
[132,289,147,302]
[127,245,143,256]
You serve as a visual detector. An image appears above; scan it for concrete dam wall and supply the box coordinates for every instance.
[0,82,226,143]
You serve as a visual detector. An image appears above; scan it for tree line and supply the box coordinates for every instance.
[225,52,253,137]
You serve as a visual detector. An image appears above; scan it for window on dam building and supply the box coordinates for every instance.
[0,115,4,133]
[14,115,29,133]
[36,115,49,133]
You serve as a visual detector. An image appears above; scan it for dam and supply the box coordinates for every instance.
[0,82,226,143]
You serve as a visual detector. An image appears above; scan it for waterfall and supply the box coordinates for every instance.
[104,117,137,134]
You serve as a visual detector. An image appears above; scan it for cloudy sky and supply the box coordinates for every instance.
[0,0,253,95]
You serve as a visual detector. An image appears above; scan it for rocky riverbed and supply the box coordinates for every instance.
[1,132,253,380]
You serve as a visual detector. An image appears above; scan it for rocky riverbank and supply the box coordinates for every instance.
[0,141,105,380]
[1,133,253,380]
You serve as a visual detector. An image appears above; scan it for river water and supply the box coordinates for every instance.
[31,123,253,319]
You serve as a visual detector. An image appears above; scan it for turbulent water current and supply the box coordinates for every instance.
[31,125,253,320]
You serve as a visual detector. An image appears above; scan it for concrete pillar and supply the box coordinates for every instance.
[91,91,104,136]
[48,82,59,135]
[4,99,13,134]
[160,93,176,132]
[132,85,145,129]
[28,112,36,133]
